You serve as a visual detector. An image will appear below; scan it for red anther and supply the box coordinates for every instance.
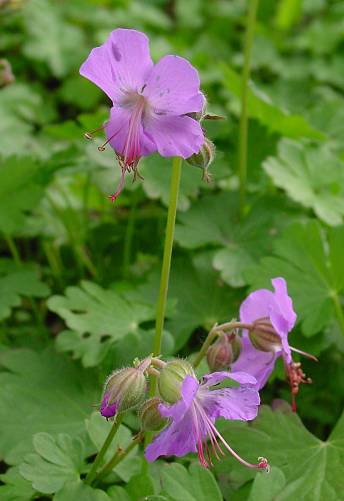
[258,457,270,472]
[286,361,313,412]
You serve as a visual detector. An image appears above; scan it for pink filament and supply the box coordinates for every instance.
[109,167,126,203]
[86,95,146,201]
[193,401,269,471]
[289,346,318,362]
[121,96,145,169]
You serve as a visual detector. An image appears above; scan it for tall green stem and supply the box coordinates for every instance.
[85,414,123,485]
[152,156,182,360]
[238,0,259,217]
[143,157,182,465]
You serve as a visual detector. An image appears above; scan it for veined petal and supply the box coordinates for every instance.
[144,114,204,159]
[281,335,292,364]
[143,55,203,115]
[145,408,197,461]
[270,277,297,334]
[105,106,156,157]
[231,336,278,390]
[206,385,260,422]
[80,29,153,102]
[240,289,275,324]
[202,371,257,388]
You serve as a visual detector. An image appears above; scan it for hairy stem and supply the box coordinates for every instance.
[152,157,182,365]
[85,414,124,485]
[238,0,259,217]
[143,156,182,471]
[94,432,144,485]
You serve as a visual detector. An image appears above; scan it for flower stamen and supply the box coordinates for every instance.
[194,401,269,472]
[98,128,122,152]
[109,167,126,203]
[84,125,105,140]
[289,346,318,362]
[286,361,312,412]
[121,95,146,169]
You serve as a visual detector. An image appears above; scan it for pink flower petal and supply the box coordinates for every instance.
[143,55,204,115]
[240,288,275,324]
[145,408,197,461]
[80,29,153,102]
[208,385,260,421]
[105,106,156,157]
[270,277,297,333]
[202,371,257,388]
[231,336,278,390]
[144,114,204,159]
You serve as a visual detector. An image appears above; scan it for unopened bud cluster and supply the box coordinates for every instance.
[139,397,168,431]
[207,332,241,371]
[99,357,196,431]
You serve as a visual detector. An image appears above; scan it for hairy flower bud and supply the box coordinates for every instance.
[139,397,168,431]
[207,333,241,371]
[158,359,195,404]
[100,366,147,418]
[249,317,282,353]
[186,137,215,181]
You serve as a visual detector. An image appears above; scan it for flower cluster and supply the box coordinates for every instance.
[99,357,269,472]
[98,277,315,472]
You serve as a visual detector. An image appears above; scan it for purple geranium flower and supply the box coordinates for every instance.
[80,28,204,201]
[145,371,269,471]
[231,277,316,411]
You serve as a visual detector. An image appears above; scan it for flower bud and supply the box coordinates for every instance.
[207,333,241,371]
[139,397,168,431]
[186,137,215,180]
[100,367,147,418]
[249,318,282,353]
[158,359,195,404]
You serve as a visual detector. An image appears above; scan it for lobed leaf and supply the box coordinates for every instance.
[264,140,344,226]
[215,406,344,500]
[222,65,324,140]
[175,193,287,287]
[0,348,98,464]
[160,463,222,501]
[0,259,49,320]
[48,281,156,366]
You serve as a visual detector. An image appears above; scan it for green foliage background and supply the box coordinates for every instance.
[0,0,344,499]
